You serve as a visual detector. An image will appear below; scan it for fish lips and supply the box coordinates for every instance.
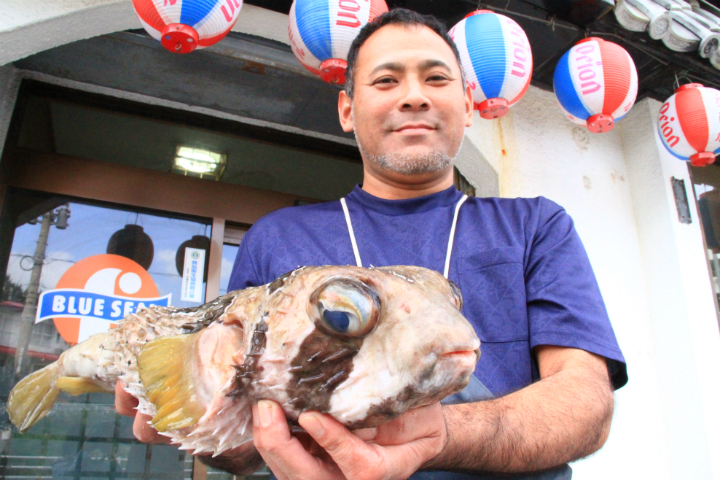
[416,341,480,398]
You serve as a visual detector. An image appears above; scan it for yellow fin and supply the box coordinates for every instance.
[8,362,61,433]
[138,333,205,432]
[57,377,107,395]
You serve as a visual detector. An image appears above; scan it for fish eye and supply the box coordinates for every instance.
[309,279,380,338]
[448,280,463,311]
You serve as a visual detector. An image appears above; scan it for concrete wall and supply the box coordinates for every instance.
[3,1,720,479]
[0,65,20,157]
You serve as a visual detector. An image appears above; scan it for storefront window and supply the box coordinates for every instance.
[0,189,213,479]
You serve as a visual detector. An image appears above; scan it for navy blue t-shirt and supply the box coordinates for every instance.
[229,185,627,395]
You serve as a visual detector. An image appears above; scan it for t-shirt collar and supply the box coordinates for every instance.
[345,184,463,216]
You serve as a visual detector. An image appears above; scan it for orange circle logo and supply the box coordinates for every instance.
[37,254,168,344]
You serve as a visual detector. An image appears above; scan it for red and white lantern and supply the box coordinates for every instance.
[658,83,720,167]
[553,38,638,133]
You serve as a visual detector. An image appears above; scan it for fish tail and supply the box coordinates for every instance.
[7,362,62,432]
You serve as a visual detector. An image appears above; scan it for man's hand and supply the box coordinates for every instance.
[252,400,447,480]
[114,381,172,444]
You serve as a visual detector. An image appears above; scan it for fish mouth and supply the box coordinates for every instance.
[442,349,479,358]
[441,349,480,364]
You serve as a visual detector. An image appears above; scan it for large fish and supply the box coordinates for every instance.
[7,265,480,456]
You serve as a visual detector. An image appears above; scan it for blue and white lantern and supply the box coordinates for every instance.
[288,0,388,84]
[450,10,533,119]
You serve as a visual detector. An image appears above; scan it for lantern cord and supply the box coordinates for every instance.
[469,2,578,31]
[674,71,694,89]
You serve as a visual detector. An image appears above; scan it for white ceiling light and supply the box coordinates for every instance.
[173,146,226,180]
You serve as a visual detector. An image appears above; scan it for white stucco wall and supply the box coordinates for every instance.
[0,1,288,66]
[463,87,720,479]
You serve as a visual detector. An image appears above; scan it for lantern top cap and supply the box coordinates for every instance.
[576,37,604,45]
[464,10,493,19]
[676,83,704,93]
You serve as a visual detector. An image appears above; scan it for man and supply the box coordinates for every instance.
[116,9,626,479]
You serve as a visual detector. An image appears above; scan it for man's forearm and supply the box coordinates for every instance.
[424,348,614,474]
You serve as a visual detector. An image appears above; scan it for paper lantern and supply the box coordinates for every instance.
[658,83,720,167]
[449,10,533,119]
[553,37,638,133]
[175,235,211,281]
[132,0,243,54]
[288,0,388,84]
[107,225,154,270]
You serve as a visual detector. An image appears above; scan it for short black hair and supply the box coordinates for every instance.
[344,8,466,99]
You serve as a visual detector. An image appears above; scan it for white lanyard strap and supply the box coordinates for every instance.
[443,194,468,278]
[340,194,468,278]
[340,197,363,268]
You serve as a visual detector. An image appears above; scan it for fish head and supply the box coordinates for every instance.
[251,265,480,429]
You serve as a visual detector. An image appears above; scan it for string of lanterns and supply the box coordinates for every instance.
[128,1,717,166]
[107,218,211,282]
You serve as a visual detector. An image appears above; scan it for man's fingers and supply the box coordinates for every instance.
[299,411,385,479]
[114,381,138,416]
[115,381,169,444]
[132,412,172,445]
[253,400,339,480]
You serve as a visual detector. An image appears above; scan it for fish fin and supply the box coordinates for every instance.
[7,362,61,432]
[56,377,107,395]
[138,333,205,432]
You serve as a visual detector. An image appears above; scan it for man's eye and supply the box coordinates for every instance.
[373,77,396,85]
[428,75,450,82]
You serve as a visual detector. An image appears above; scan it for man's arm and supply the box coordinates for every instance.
[251,345,614,479]
[424,345,614,473]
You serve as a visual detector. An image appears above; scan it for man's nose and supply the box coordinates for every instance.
[399,78,431,111]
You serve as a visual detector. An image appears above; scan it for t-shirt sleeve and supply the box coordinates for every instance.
[526,198,627,390]
[227,233,263,291]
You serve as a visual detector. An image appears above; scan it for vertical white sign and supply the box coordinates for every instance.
[181,247,205,303]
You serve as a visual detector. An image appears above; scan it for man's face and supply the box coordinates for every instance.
[338,24,473,177]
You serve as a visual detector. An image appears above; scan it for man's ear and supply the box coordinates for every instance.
[464,85,474,128]
[338,90,354,133]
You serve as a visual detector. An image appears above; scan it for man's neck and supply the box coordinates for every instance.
[360,167,455,200]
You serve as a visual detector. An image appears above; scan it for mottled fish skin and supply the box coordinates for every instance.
[7,266,480,457]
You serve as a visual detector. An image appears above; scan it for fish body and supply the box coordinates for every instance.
[8,265,480,456]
